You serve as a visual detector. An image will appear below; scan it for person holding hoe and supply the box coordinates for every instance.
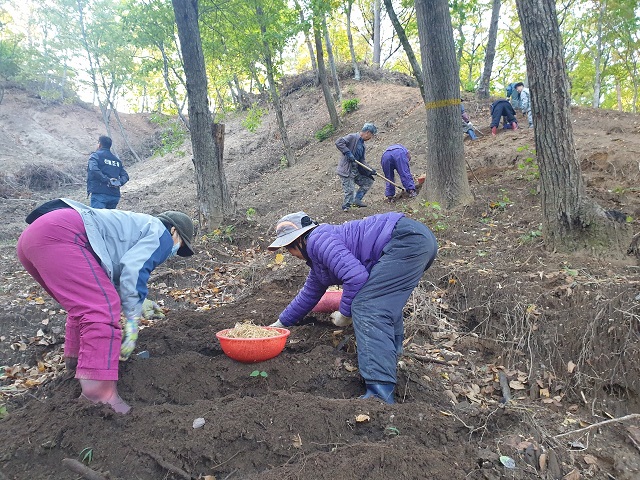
[335,123,378,212]
[268,211,438,404]
[16,198,194,413]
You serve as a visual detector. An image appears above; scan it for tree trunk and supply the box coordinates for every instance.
[515,0,631,255]
[322,15,342,103]
[373,0,381,66]
[345,1,360,80]
[592,0,605,108]
[257,5,295,167]
[415,0,472,209]
[172,0,233,230]
[382,0,425,103]
[477,0,501,99]
[313,17,340,129]
[295,1,317,77]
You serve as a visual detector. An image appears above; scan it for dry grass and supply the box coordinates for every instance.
[224,322,281,339]
[15,164,81,191]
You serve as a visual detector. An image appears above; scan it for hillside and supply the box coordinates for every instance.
[0,79,639,480]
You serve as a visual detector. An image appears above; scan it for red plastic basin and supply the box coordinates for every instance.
[311,290,342,313]
[216,327,290,363]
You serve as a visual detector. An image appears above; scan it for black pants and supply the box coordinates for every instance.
[491,103,517,128]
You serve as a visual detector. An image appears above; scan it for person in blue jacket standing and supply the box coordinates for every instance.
[17,198,194,413]
[268,211,438,404]
[87,135,129,209]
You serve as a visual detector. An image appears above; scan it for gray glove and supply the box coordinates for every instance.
[109,178,121,187]
[270,320,285,328]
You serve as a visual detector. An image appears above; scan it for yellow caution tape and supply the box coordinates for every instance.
[425,98,461,110]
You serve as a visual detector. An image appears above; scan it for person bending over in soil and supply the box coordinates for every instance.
[489,99,518,136]
[335,123,378,212]
[461,103,478,140]
[16,198,194,413]
[268,211,438,404]
[380,144,417,203]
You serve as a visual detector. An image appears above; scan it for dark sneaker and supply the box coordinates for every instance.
[352,201,367,208]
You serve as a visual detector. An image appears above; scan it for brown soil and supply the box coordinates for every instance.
[0,77,639,480]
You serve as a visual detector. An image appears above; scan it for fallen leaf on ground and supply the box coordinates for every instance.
[343,362,358,372]
[355,414,370,423]
[583,454,598,466]
[509,380,526,390]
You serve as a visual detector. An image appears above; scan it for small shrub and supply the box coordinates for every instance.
[315,124,335,142]
[341,98,359,114]
[150,113,187,156]
[204,225,235,243]
[15,164,79,191]
[489,189,512,210]
[242,104,267,133]
[79,447,94,465]
[518,226,543,243]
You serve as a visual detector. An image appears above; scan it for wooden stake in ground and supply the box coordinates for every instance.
[61,459,107,480]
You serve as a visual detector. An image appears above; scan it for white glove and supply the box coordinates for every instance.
[270,320,285,328]
[330,311,352,327]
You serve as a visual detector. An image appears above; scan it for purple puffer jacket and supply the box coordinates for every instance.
[278,212,404,326]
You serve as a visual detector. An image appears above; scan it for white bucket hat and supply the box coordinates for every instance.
[267,212,318,251]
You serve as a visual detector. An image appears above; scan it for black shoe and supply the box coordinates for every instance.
[352,201,367,208]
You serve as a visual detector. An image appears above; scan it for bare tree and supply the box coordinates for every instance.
[415,0,472,209]
[515,0,632,254]
[382,0,425,103]
[373,0,381,66]
[256,5,295,167]
[344,0,361,80]
[172,0,233,229]
[313,14,339,128]
[323,15,342,103]
[477,0,501,99]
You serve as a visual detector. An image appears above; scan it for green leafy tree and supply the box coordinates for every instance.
[122,0,189,126]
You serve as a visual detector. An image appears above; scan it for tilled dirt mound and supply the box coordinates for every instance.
[2,278,638,480]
